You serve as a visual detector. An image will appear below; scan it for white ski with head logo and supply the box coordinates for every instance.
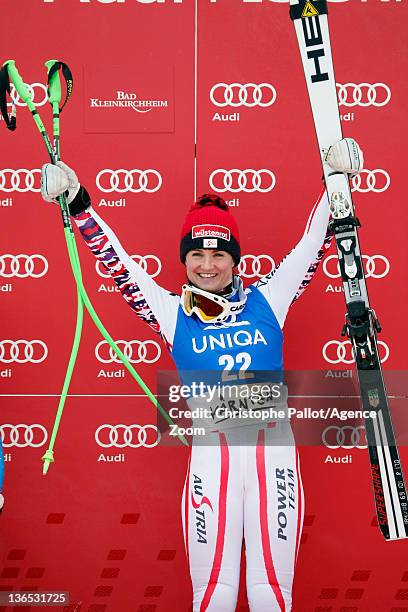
[290,0,408,541]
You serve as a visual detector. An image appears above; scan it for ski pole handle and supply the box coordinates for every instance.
[3,60,31,104]
[45,60,63,143]
[45,60,62,105]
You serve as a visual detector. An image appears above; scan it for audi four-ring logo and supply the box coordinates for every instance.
[351,169,390,193]
[8,83,48,108]
[0,424,48,448]
[322,425,367,450]
[323,254,390,280]
[96,254,162,279]
[238,255,275,278]
[322,340,389,365]
[210,83,277,107]
[209,169,276,193]
[336,83,391,107]
[95,424,161,448]
[95,340,161,364]
[96,169,162,193]
[0,254,48,278]
[0,340,48,364]
[0,169,41,193]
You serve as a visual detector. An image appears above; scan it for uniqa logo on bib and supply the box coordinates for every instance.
[192,329,267,354]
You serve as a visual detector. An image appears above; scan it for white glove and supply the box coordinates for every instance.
[324,138,364,174]
[41,160,80,204]
[0,493,4,511]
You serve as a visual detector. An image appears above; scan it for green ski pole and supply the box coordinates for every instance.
[2,60,188,473]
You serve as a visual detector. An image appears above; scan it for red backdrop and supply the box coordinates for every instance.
[1,1,407,611]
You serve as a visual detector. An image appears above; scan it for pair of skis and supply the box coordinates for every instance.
[290,0,408,540]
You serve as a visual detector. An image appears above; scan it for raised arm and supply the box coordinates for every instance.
[254,186,331,328]
[41,161,180,349]
[253,137,364,329]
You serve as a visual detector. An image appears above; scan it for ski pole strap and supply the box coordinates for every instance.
[0,66,16,130]
[47,62,73,112]
[289,0,328,21]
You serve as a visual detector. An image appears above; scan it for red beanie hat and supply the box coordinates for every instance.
[180,194,241,265]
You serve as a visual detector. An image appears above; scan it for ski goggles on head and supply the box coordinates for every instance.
[181,284,247,323]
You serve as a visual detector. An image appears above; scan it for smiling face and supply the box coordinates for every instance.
[185,249,235,294]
